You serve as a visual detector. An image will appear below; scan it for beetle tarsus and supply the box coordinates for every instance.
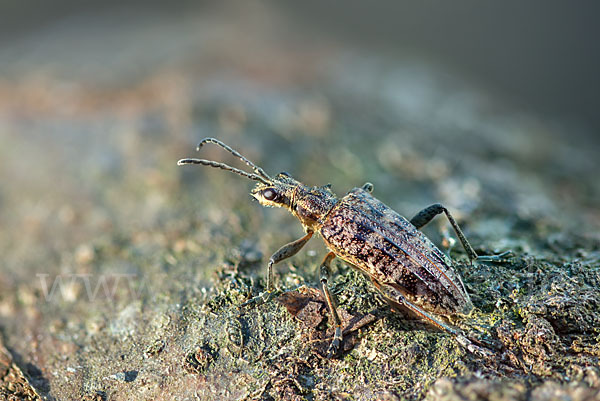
[456,334,495,358]
[241,289,279,308]
[475,250,513,263]
[326,326,342,358]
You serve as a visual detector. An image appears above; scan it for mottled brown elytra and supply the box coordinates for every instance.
[178,138,511,357]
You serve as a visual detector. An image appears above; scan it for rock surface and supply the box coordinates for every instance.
[0,3,598,401]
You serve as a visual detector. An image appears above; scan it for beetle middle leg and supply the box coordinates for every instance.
[319,251,343,358]
[409,203,511,263]
[242,230,314,307]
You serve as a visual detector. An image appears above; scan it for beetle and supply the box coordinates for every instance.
[178,138,509,357]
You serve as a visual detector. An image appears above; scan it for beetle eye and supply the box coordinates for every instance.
[262,188,278,201]
[279,171,291,177]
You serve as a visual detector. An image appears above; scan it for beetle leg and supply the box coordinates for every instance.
[409,203,479,262]
[319,251,343,358]
[242,230,314,307]
[374,281,459,335]
[375,282,494,357]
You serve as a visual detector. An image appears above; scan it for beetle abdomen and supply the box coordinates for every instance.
[320,188,473,316]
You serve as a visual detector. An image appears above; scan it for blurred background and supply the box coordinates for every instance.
[0,1,599,399]
[2,1,600,133]
[1,0,598,264]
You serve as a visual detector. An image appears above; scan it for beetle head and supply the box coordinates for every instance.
[250,171,297,209]
[251,172,337,230]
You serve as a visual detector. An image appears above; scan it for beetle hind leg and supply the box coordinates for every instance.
[409,203,478,262]
[374,281,459,335]
[409,203,511,264]
[375,281,494,357]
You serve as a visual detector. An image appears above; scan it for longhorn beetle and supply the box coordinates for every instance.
[178,138,510,357]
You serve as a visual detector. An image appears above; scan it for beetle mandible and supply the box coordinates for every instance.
[178,138,509,357]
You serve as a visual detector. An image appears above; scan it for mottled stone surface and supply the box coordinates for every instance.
[0,3,598,401]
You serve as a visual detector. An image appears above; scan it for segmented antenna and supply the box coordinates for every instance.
[197,138,271,181]
[177,138,272,185]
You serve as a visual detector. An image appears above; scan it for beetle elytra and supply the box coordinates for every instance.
[178,138,510,357]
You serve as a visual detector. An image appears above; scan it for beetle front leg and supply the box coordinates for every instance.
[319,252,343,358]
[242,230,314,307]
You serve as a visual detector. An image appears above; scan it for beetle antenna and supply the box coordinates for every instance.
[177,158,272,185]
[196,138,272,182]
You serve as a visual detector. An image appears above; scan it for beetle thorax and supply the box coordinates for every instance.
[291,186,338,231]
